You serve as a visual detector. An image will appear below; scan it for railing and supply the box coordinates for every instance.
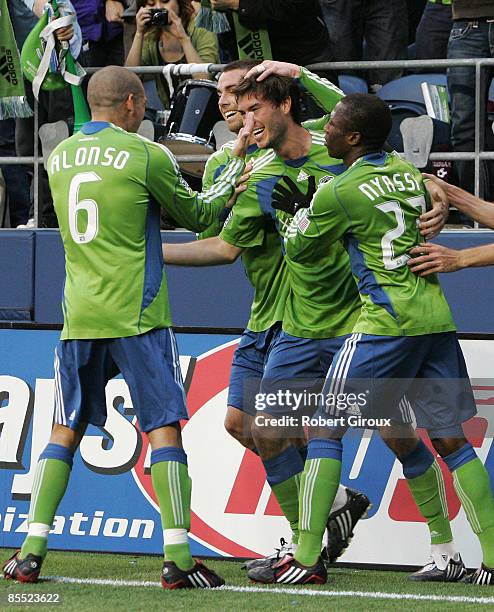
[1,58,493,228]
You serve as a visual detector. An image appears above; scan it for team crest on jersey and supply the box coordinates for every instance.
[318,174,334,186]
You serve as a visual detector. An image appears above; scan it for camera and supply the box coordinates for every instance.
[148,8,169,27]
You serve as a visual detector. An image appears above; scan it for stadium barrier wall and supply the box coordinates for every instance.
[0,329,493,567]
[0,230,493,331]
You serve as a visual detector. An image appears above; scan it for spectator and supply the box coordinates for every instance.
[447,0,494,198]
[319,0,409,90]
[16,0,79,227]
[210,0,333,70]
[125,0,219,109]
[415,0,452,65]
[73,0,127,68]
[407,0,427,44]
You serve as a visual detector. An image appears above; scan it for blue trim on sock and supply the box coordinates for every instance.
[307,438,342,461]
[151,447,187,466]
[39,443,74,468]
[263,446,304,486]
[298,445,308,463]
[443,443,477,472]
[401,439,434,479]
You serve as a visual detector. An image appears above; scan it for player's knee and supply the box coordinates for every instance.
[224,406,251,445]
[49,423,85,453]
[431,436,468,458]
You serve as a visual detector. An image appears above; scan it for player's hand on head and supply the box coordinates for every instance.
[272,175,317,215]
[408,243,462,276]
[244,60,301,82]
[135,6,152,33]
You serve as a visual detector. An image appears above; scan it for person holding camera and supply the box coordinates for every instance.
[125,0,219,108]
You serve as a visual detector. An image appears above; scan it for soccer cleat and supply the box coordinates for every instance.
[243,537,294,571]
[161,560,225,589]
[465,564,494,585]
[247,554,327,585]
[324,488,371,563]
[409,554,467,582]
[2,551,42,583]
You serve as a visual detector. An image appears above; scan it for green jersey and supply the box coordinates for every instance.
[47,121,245,340]
[285,151,456,336]
[224,130,360,339]
[205,68,350,333]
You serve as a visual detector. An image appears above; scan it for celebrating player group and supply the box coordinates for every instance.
[3,59,494,589]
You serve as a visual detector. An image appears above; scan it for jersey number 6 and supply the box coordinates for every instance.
[68,172,102,244]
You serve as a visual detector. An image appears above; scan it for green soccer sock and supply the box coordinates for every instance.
[21,445,73,560]
[263,446,304,546]
[151,447,194,572]
[295,441,342,567]
[271,474,301,545]
[406,460,453,545]
[450,455,494,568]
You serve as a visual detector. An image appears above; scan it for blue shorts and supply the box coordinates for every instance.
[318,331,476,436]
[54,328,188,433]
[227,324,282,415]
[258,332,347,416]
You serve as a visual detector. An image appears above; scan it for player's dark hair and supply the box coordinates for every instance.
[338,93,392,149]
[232,74,302,125]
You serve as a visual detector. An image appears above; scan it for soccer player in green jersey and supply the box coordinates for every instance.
[273,93,494,586]
[164,61,373,564]
[2,65,252,588]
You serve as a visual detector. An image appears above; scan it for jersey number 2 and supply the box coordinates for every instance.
[69,172,101,244]
[376,196,426,270]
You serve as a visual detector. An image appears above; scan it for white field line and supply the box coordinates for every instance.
[32,575,494,605]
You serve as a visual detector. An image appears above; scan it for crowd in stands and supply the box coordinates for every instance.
[1,0,493,228]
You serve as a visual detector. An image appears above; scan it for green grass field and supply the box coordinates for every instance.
[1,548,494,611]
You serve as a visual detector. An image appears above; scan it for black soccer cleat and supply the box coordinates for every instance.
[247,554,327,585]
[243,537,294,571]
[409,554,467,582]
[324,488,371,564]
[465,563,494,585]
[161,560,225,589]
[2,551,42,583]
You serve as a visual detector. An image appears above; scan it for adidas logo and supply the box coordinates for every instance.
[0,50,19,85]
[238,31,264,60]
[297,170,309,182]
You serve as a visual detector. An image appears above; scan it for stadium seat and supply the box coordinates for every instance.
[338,74,369,95]
[377,73,448,107]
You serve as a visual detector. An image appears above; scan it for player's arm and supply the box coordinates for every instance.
[163,236,243,265]
[408,242,494,275]
[423,173,494,228]
[284,182,348,263]
[245,61,344,125]
[146,121,252,232]
[198,146,246,240]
